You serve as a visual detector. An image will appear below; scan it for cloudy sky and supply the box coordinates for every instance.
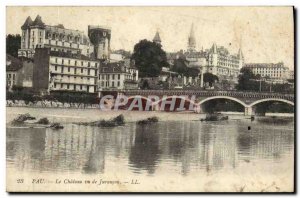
[6,6,294,69]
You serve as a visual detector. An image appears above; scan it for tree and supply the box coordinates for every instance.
[131,39,169,77]
[6,34,21,57]
[203,73,219,87]
[171,57,199,77]
[236,67,259,91]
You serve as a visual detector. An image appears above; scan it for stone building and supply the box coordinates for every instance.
[33,48,99,94]
[6,54,34,90]
[244,62,290,83]
[184,24,244,82]
[18,15,94,59]
[98,61,139,92]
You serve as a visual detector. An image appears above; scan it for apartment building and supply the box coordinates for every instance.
[33,48,99,94]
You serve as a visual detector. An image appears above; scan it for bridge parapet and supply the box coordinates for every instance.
[122,89,294,103]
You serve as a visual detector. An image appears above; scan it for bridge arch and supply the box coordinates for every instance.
[197,96,247,107]
[249,98,294,107]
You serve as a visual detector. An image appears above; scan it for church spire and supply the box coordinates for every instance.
[238,48,244,59]
[153,31,161,45]
[188,23,196,51]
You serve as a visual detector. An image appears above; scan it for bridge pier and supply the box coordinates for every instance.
[244,106,253,116]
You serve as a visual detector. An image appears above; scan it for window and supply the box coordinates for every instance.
[118,74,120,80]
[80,85,82,90]
[61,84,63,88]
[81,68,83,73]
[75,61,77,66]
[56,41,58,45]
[55,58,58,63]
[117,81,120,87]
[112,74,115,80]
[62,59,64,64]
[81,61,83,66]
[67,84,69,89]
[39,38,42,43]
[54,83,56,88]
[68,60,70,65]
[55,66,57,71]
[32,31,34,36]
[68,67,70,72]
[95,63,98,67]
[61,66,64,73]
[88,62,90,67]
[74,68,77,74]
[88,69,90,75]
[112,82,115,87]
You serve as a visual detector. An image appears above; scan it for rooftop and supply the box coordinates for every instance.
[6,54,23,71]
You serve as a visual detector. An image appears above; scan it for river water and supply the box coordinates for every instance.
[6,107,294,192]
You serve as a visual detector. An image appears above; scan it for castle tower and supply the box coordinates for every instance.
[153,31,161,45]
[30,15,46,49]
[188,24,196,52]
[88,25,111,60]
[21,16,33,49]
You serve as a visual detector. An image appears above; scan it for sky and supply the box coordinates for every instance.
[6,6,294,70]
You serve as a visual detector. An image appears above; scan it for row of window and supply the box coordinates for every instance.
[100,81,121,87]
[53,65,95,76]
[7,73,16,80]
[54,58,98,68]
[99,74,121,80]
[53,83,95,91]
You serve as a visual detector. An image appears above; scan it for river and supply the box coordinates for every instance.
[6,107,294,192]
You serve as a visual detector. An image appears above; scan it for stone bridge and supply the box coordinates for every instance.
[117,89,294,115]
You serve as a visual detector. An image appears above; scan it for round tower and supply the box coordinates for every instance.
[88,25,111,60]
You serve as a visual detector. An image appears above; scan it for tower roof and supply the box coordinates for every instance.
[211,43,217,53]
[153,31,161,44]
[188,24,196,50]
[32,15,45,28]
[21,16,33,30]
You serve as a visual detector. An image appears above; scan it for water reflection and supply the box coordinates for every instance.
[129,124,161,174]
[6,120,294,176]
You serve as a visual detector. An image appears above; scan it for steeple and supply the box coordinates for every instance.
[188,23,196,51]
[238,48,244,59]
[153,31,161,44]
[211,43,217,54]
[21,16,33,30]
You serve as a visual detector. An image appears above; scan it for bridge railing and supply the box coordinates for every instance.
[120,89,294,101]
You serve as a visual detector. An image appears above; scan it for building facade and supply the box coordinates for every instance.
[6,54,34,90]
[18,15,94,59]
[244,62,290,82]
[182,24,244,82]
[33,48,99,94]
[98,61,138,92]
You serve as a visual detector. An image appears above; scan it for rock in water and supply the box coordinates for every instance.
[137,116,159,125]
[36,117,50,125]
[50,123,64,129]
[12,113,36,125]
